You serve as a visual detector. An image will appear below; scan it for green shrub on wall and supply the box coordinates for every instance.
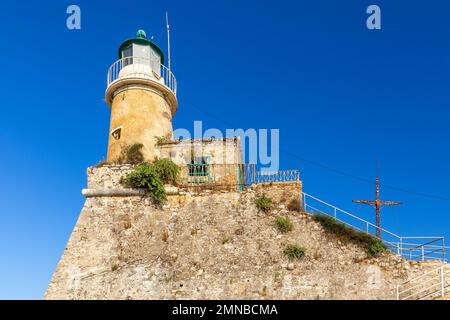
[367,238,388,257]
[151,158,180,185]
[275,216,293,233]
[121,159,180,205]
[121,163,166,204]
[284,244,306,260]
[312,213,388,257]
[255,194,273,212]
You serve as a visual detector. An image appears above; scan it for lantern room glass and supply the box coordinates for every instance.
[121,43,162,76]
[122,45,133,66]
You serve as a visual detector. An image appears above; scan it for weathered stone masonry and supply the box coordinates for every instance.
[45,166,440,300]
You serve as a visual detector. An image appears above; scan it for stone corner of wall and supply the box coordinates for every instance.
[86,164,135,189]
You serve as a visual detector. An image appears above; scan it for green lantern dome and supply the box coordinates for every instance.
[136,29,147,39]
[117,29,165,64]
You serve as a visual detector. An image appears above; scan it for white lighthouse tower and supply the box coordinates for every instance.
[105,29,178,162]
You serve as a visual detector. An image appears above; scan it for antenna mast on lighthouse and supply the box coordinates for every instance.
[166,11,171,71]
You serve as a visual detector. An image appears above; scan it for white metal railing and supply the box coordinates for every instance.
[397,264,450,300]
[106,56,177,96]
[301,192,449,262]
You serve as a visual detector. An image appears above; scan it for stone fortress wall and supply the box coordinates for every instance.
[45,166,440,300]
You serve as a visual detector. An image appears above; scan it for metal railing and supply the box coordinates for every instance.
[106,56,177,96]
[302,192,449,262]
[254,170,300,183]
[177,164,301,191]
[388,238,447,262]
[178,164,239,189]
[397,264,450,300]
[242,164,300,187]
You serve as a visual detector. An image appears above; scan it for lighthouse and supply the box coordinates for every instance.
[105,29,178,162]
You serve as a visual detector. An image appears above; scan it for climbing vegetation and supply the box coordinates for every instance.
[121,159,180,205]
[151,158,180,185]
[312,213,388,257]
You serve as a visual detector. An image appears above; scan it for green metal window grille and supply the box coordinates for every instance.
[187,156,211,183]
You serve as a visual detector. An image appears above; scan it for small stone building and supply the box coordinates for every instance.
[157,137,243,188]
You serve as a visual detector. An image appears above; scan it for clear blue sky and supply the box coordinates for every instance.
[0,0,449,299]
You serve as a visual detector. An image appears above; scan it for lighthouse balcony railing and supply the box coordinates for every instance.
[107,56,177,96]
